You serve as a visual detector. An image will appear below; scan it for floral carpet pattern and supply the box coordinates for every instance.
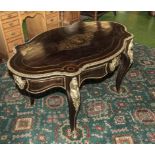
[0,43,155,144]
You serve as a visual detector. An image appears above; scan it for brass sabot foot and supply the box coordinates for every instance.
[72,130,78,139]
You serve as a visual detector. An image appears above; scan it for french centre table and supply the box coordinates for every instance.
[7,21,134,138]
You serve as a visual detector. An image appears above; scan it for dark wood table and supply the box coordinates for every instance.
[7,21,133,138]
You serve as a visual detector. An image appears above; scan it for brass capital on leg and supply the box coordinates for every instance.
[127,39,134,65]
[72,129,78,139]
[69,77,80,112]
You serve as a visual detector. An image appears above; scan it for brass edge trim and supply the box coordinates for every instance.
[26,82,66,94]
[83,63,107,71]
[7,39,131,78]
[26,76,66,94]
[27,76,65,82]
[7,22,133,79]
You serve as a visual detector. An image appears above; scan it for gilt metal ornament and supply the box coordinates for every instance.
[109,56,120,72]
[127,40,134,64]
[13,75,26,89]
[69,77,80,112]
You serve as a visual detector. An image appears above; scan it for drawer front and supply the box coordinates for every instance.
[0,12,11,15]
[20,11,35,14]
[2,19,19,30]
[6,35,23,43]
[7,38,23,52]
[47,22,59,30]
[46,15,59,25]
[1,12,18,20]
[4,28,22,39]
[46,11,58,16]
[1,15,19,24]
[80,64,108,85]
[26,77,65,94]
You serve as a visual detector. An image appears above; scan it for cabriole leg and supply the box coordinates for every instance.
[66,77,80,139]
[116,41,133,93]
[28,93,35,106]
[30,96,35,106]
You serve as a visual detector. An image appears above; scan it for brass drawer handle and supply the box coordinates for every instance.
[13,43,18,46]
[11,32,16,35]
[7,14,14,18]
[9,23,14,26]
[7,15,12,18]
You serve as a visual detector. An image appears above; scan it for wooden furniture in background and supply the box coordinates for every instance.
[0,11,80,60]
[23,11,61,40]
[81,11,116,20]
[62,11,80,25]
[148,11,155,16]
[0,12,24,59]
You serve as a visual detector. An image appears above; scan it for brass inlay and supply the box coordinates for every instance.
[58,32,93,51]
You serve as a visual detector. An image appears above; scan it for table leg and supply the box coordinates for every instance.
[66,77,80,139]
[28,93,35,106]
[116,46,133,92]
[30,97,35,106]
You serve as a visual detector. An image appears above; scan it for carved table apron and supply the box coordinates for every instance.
[7,21,134,138]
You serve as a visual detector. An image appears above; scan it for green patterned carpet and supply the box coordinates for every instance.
[0,43,155,144]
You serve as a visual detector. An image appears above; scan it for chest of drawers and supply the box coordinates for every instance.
[0,12,24,59]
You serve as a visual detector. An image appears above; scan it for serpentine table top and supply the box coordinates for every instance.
[7,21,134,139]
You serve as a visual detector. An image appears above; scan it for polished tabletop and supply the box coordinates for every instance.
[8,21,132,77]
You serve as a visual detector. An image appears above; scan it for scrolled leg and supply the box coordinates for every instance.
[28,92,35,106]
[66,77,80,139]
[30,96,35,106]
[116,41,134,93]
